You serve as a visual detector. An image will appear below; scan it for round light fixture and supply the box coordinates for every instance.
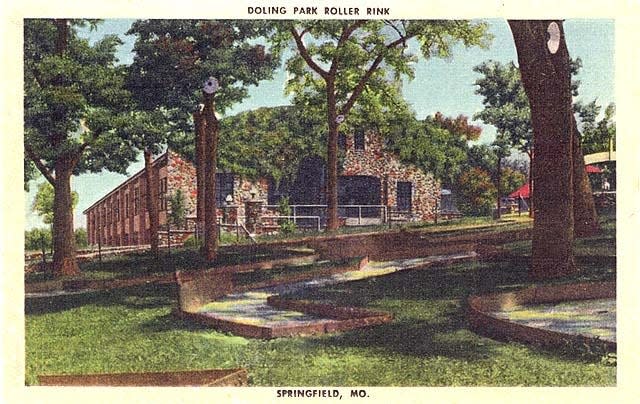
[203,77,219,94]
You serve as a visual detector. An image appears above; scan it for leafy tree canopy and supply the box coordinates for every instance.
[24,19,138,179]
[574,100,616,155]
[126,19,281,155]
[32,182,78,225]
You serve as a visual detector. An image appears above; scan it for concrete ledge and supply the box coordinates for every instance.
[468,281,616,351]
[38,368,248,386]
[173,295,393,340]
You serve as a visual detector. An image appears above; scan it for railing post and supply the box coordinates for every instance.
[293,205,297,223]
[358,206,362,225]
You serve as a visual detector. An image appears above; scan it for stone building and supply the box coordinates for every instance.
[84,131,440,247]
[83,150,268,247]
[339,130,439,221]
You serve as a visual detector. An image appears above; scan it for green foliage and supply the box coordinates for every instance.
[168,189,187,228]
[473,58,610,158]
[218,106,324,183]
[473,60,532,156]
[575,101,616,155]
[25,227,52,252]
[456,167,497,216]
[501,167,527,195]
[387,115,471,188]
[182,235,201,249]
[32,182,78,224]
[75,228,89,248]
[277,196,296,234]
[273,20,491,138]
[126,19,281,160]
[24,19,139,177]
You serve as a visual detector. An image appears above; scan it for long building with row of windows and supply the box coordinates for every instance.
[83,131,441,247]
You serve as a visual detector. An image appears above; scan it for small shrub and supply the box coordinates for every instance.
[277,196,296,234]
[183,235,201,249]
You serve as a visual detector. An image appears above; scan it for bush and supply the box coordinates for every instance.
[183,235,201,249]
[25,228,52,252]
[277,196,296,234]
[455,167,497,216]
[75,228,89,248]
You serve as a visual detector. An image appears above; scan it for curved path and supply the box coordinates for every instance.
[196,252,478,330]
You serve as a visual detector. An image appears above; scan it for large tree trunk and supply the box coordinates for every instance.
[201,93,219,261]
[496,156,502,219]
[49,18,79,277]
[143,149,160,255]
[509,20,576,280]
[326,79,340,231]
[527,150,534,218]
[571,116,600,237]
[52,159,79,276]
[194,108,206,225]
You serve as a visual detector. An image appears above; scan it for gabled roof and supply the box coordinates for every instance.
[82,152,169,214]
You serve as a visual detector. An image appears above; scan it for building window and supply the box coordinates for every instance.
[338,133,346,150]
[125,193,130,217]
[159,178,168,211]
[397,181,412,212]
[159,194,167,211]
[114,197,119,221]
[354,132,365,151]
[216,173,235,206]
[159,177,167,194]
[133,187,140,215]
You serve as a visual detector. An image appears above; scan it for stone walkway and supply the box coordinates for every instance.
[491,298,616,343]
[197,252,478,327]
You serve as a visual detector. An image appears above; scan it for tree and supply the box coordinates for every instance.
[575,100,616,155]
[473,58,600,233]
[509,20,577,279]
[32,182,78,225]
[387,113,480,189]
[500,166,527,196]
[24,19,137,276]
[74,228,88,248]
[456,167,497,216]
[25,228,52,253]
[117,110,170,256]
[272,20,491,230]
[168,189,187,228]
[492,133,512,218]
[127,20,280,261]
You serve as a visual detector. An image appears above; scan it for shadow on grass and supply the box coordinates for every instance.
[25,283,178,315]
[288,258,614,361]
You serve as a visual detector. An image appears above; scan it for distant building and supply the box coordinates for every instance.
[84,131,440,247]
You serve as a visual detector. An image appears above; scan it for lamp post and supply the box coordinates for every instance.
[201,76,220,261]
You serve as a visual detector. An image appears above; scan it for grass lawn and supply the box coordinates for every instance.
[24,215,615,386]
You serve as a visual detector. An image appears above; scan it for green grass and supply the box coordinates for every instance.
[26,247,316,284]
[25,216,615,386]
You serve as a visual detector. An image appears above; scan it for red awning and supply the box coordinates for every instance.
[508,165,601,199]
[586,164,603,173]
[508,183,530,199]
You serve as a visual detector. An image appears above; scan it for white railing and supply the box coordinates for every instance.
[264,204,389,226]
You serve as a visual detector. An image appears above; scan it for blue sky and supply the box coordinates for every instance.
[24,19,615,230]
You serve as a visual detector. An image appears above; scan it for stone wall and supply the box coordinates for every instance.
[165,151,269,226]
[341,131,440,221]
[165,150,198,224]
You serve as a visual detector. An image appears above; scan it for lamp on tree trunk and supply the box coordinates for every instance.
[201,77,220,261]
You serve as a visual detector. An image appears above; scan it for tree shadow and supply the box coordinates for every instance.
[25,283,178,315]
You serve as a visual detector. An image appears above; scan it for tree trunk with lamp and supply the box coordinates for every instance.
[509,20,577,279]
[201,81,219,261]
